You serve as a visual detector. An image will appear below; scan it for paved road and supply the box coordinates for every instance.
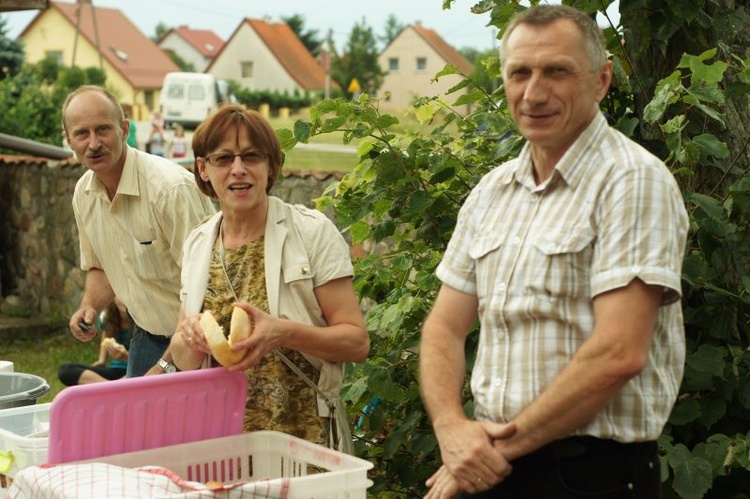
[130,121,355,157]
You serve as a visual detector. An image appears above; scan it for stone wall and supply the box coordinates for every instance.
[0,156,342,319]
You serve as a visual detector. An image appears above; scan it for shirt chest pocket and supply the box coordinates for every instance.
[530,225,596,298]
[469,232,507,301]
[132,230,173,281]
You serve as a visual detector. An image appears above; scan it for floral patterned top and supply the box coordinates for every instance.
[203,235,325,444]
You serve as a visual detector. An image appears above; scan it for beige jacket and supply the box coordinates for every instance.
[180,196,354,416]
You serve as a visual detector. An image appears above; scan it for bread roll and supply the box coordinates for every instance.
[200,308,252,366]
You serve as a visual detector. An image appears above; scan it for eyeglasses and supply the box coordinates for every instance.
[205,151,265,167]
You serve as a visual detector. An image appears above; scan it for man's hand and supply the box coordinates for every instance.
[69,308,98,341]
[424,465,462,499]
[429,419,516,494]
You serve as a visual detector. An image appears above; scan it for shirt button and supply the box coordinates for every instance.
[493,379,502,387]
[301,266,309,275]
[512,236,521,245]
[631,265,641,273]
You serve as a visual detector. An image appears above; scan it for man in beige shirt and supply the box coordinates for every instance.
[63,85,215,377]
[420,5,688,498]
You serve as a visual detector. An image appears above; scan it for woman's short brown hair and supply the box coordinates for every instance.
[191,104,283,198]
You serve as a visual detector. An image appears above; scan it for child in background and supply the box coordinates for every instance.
[58,298,132,385]
[168,124,188,160]
[147,111,166,157]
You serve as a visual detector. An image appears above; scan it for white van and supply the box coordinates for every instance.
[159,72,234,128]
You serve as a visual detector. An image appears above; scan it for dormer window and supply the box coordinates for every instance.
[110,46,129,62]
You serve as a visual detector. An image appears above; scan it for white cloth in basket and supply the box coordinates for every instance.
[5,462,290,498]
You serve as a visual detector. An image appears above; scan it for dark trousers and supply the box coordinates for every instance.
[57,363,126,386]
[462,437,661,499]
[126,325,170,377]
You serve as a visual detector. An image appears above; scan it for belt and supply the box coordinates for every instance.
[544,436,656,458]
[135,324,171,343]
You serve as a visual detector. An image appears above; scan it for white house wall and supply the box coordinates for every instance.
[378,27,469,113]
[159,33,209,72]
[209,24,299,93]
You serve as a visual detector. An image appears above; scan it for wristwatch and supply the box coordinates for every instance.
[157,358,178,374]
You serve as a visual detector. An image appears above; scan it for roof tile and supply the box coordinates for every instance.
[411,24,473,75]
[164,26,224,58]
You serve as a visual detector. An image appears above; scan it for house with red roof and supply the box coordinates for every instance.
[157,25,224,73]
[378,23,474,113]
[207,18,331,96]
[18,0,179,120]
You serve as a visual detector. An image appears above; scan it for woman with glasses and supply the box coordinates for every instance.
[164,104,369,447]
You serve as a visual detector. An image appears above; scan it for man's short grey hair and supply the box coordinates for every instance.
[61,85,125,133]
[499,4,607,72]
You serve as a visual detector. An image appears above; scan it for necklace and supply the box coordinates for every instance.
[218,219,239,302]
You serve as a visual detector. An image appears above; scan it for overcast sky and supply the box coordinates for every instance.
[2,0,502,52]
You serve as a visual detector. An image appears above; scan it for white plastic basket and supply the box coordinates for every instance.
[0,402,50,486]
[76,430,373,498]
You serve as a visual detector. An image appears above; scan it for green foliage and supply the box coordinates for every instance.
[461,48,502,96]
[280,2,750,497]
[0,60,106,148]
[654,43,750,497]
[232,86,318,111]
[284,76,519,496]
[0,16,24,81]
[380,14,407,47]
[330,18,387,97]
[152,21,168,42]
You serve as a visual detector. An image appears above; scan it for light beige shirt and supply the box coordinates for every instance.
[73,147,216,335]
[437,112,689,441]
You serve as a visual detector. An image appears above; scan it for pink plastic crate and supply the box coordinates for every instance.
[48,367,247,464]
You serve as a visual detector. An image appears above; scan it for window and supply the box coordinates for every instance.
[45,50,63,65]
[388,57,399,71]
[187,84,205,100]
[241,61,254,78]
[167,85,185,99]
[416,57,427,71]
[110,45,129,62]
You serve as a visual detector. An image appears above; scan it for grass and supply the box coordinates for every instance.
[2,328,99,404]
[283,147,358,172]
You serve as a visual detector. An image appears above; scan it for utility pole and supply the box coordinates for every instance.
[72,0,103,69]
[323,29,333,100]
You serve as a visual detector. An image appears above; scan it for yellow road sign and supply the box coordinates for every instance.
[348,78,361,93]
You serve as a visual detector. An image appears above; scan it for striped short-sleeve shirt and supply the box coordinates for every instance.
[73,148,216,335]
[436,112,689,441]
